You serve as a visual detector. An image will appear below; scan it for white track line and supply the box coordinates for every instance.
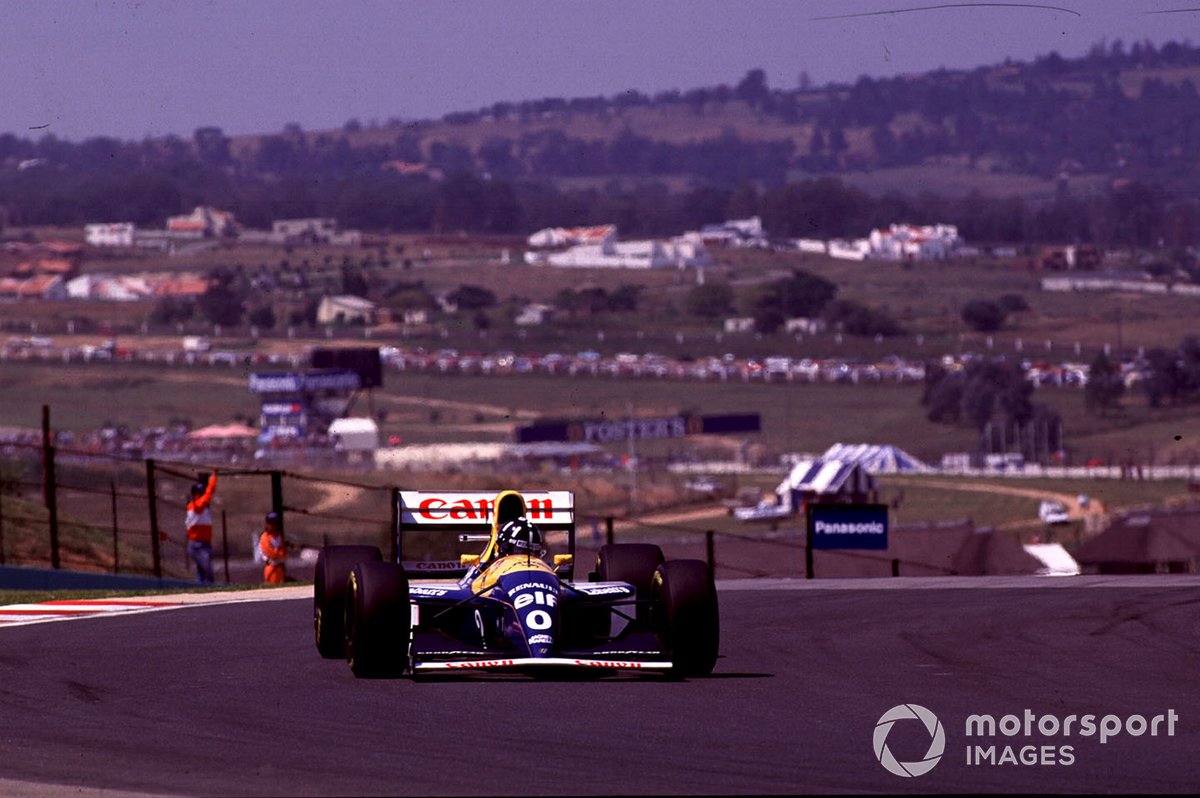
[0,586,311,628]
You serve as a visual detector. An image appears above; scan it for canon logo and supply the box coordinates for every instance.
[416,497,556,520]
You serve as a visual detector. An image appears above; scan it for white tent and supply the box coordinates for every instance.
[776,458,876,500]
[820,443,934,474]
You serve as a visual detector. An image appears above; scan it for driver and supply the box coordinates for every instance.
[493,516,546,562]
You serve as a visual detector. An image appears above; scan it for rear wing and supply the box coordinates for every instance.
[394,490,575,576]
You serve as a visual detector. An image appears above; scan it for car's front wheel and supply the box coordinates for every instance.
[314,545,382,658]
[653,559,719,677]
[345,561,410,678]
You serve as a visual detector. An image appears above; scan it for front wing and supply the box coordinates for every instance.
[408,580,670,672]
[412,657,674,672]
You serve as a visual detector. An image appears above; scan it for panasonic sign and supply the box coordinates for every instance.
[808,503,889,550]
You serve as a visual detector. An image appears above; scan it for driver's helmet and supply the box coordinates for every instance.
[496,517,545,559]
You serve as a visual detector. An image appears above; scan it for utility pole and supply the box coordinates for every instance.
[626,401,639,517]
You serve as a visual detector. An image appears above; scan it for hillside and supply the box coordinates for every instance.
[2,40,1200,246]
[219,40,1200,197]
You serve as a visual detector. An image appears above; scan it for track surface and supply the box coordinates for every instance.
[1,579,1199,795]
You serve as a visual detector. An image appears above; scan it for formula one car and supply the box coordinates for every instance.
[313,489,719,678]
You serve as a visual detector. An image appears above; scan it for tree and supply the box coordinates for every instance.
[446,284,497,311]
[341,265,369,296]
[1142,347,1184,407]
[685,282,735,318]
[149,297,194,325]
[606,284,642,312]
[823,299,903,337]
[735,68,770,107]
[248,305,276,330]
[997,293,1030,313]
[961,299,1007,332]
[753,308,785,335]
[1085,351,1124,415]
[197,281,244,327]
[749,269,838,320]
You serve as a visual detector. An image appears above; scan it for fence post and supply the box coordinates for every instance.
[891,558,900,578]
[111,481,119,574]
[605,516,614,546]
[804,510,814,580]
[146,458,162,578]
[390,487,400,564]
[270,471,284,534]
[705,529,715,576]
[221,509,231,584]
[46,445,59,569]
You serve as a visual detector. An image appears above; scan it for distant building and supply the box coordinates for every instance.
[543,236,709,269]
[64,272,208,302]
[401,308,429,325]
[0,275,67,300]
[11,258,78,279]
[527,224,617,248]
[868,223,963,261]
[785,317,827,334]
[317,295,376,325]
[515,303,556,326]
[85,222,136,247]
[698,216,768,249]
[167,206,238,238]
[1039,244,1101,271]
[828,239,871,261]
[271,218,361,246]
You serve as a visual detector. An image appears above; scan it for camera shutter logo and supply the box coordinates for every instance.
[873,704,945,777]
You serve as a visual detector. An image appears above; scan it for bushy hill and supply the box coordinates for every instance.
[221,39,1200,192]
[2,40,1199,247]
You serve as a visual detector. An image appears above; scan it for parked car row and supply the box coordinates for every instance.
[0,335,1145,389]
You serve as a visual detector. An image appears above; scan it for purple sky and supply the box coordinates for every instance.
[1,1,1196,141]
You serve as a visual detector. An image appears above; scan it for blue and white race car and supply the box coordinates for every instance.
[313,489,719,677]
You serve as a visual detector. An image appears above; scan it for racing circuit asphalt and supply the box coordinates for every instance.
[1,576,1199,796]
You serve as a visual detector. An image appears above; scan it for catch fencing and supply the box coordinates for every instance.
[0,435,397,584]
[2,410,958,583]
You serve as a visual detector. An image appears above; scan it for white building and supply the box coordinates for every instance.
[316,295,377,325]
[828,239,871,261]
[527,224,617,248]
[546,236,710,269]
[167,206,238,238]
[515,303,556,326]
[868,223,962,261]
[698,216,768,248]
[272,218,361,246]
[84,222,136,247]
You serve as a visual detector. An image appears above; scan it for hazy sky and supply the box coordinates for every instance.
[1,1,1197,141]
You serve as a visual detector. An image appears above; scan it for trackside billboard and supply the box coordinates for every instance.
[514,413,760,444]
[808,503,889,550]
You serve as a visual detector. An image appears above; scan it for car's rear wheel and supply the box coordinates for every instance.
[596,543,664,624]
[314,545,381,658]
[345,561,410,678]
[653,559,719,677]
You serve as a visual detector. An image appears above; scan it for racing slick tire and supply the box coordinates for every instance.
[345,561,411,678]
[653,559,719,677]
[314,545,382,659]
[596,543,664,624]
